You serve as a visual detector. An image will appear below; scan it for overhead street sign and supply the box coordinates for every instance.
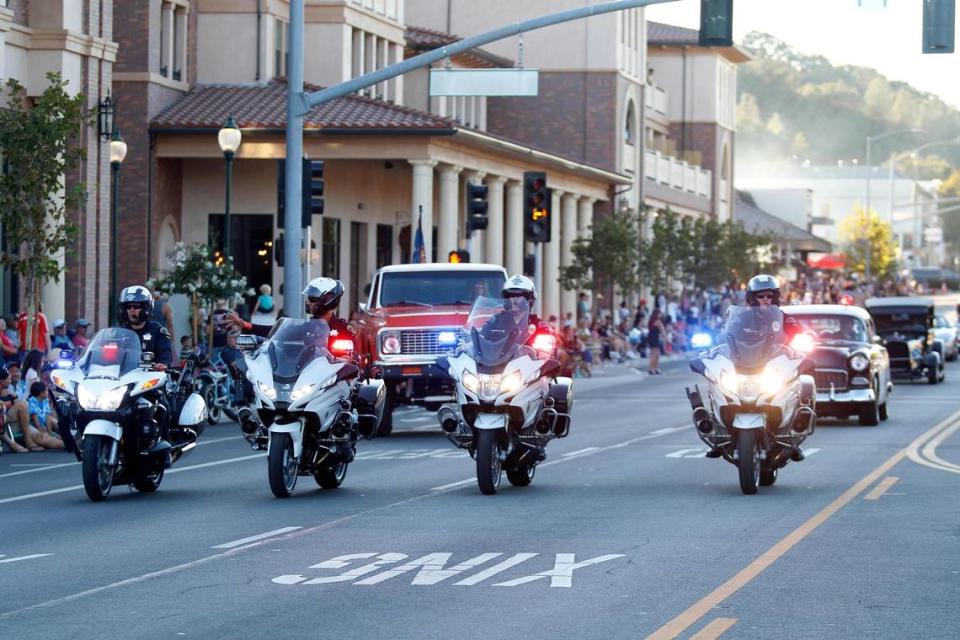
[429,69,540,97]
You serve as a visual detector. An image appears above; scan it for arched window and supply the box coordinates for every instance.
[624,100,637,146]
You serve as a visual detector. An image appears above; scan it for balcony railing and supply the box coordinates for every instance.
[645,84,668,116]
[644,150,711,199]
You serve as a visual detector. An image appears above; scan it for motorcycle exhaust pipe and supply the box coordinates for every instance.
[438,406,471,449]
[792,406,815,434]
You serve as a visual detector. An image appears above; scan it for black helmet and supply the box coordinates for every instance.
[746,274,781,306]
[118,285,154,326]
[303,277,344,317]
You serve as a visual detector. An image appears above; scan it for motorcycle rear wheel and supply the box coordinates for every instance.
[268,432,298,498]
[737,430,760,495]
[759,461,778,486]
[314,461,348,489]
[475,429,502,495]
[82,435,115,502]
[203,385,221,425]
[506,464,535,487]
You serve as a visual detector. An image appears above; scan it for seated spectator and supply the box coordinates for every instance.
[22,349,45,392]
[50,319,75,351]
[1,368,59,450]
[71,319,91,353]
[0,318,17,365]
[26,381,62,450]
[0,368,27,453]
[4,315,19,352]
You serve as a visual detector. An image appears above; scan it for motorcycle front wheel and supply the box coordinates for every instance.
[81,435,115,502]
[268,432,298,498]
[737,429,760,495]
[203,384,221,424]
[475,429,502,495]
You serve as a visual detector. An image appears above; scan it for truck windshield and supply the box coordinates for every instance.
[379,271,506,307]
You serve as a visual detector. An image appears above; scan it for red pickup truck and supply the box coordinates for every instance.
[356,263,508,435]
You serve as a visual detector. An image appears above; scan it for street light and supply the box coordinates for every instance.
[864,128,924,278]
[217,116,242,259]
[895,138,960,267]
[109,131,128,324]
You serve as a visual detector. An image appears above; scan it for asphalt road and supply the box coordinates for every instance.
[2,356,959,639]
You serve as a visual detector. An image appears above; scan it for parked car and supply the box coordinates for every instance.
[933,315,959,362]
[355,263,508,435]
[911,267,960,291]
[783,305,892,426]
[865,297,945,385]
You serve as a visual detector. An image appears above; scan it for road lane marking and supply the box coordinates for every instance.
[864,476,899,501]
[0,554,52,564]
[212,527,303,549]
[0,453,265,505]
[644,408,960,640]
[562,447,598,457]
[650,427,678,435]
[690,618,737,640]
[666,448,707,459]
[907,415,960,475]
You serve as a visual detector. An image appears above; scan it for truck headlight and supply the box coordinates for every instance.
[381,331,401,355]
[77,384,128,411]
[849,354,869,372]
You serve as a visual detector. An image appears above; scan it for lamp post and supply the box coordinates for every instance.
[108,131,128,324]
[217,116,242,259]
[864,128,924,278]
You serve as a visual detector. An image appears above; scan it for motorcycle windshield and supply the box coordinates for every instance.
[464,296,530,367]
[265,318,332,380]
[724,306,787,370]
[79,328,143,378]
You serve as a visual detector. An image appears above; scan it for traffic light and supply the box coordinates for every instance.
[923,0,955,53]
[523,171,551,243]
[303,159,325,226]
[466,181,488,235]
[448,249,470,264]
[699,0,733,47]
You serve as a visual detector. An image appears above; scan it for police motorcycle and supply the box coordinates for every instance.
[436,296,572,495]
[686,306,816,495]
[238,318,384,498]
[50,328,208,501]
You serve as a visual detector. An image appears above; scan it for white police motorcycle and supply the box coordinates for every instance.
[686,306,816,495]
[238,318,383,498]
[50,328,208,502]
[437,296,572,495]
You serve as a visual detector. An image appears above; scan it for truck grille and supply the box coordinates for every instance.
[884,342,911,370]
[814,369,848,391]
[400,330,454,355]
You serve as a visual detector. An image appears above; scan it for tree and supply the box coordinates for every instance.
[637,208,694,295]
[0,73,85,349]
[147,243,252,350]
[559,208,640,300]
[839,205,896,278]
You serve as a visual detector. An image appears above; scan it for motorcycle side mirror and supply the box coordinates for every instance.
[236,334,258,351]
[140,352,155,365]
[689,357,706,375]
[337,363,361,382]
[540,358,562,379]
[435,356,450,373]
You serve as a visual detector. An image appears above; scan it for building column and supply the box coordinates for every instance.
[542,189,563,322]
[437,164,462,262]
[465,170,486,263]
[578,197,595,239]
[505,179,524,275]
[409,160,437,262]
[484,175,507,266]
[560,193,579,323]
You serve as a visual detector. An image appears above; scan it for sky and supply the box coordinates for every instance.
[645,0,960,109]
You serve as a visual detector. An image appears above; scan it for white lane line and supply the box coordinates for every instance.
[0,554,52,564]
[430,424,688,490]
[0,453,265,505]
[562,447,598,458]
[0,435,248,479]
[213,527,303,549]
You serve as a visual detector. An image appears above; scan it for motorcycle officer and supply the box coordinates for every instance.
[484,275,553,354]
[303,277,357,351]
[117,285,175,460]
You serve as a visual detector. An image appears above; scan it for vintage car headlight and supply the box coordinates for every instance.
[77,384,128,411]
[719,370,740,395]
[499,371,523,396]
[462,371,481,395]
[849,354,869,372]
[257,380,277,400]
[381,331,401,355]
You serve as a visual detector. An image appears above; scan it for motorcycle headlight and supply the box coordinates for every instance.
[257,380,277,400]
[719,370,739,395]
[760,370,786,395]
[691,332,712,349]
[499,371,523,396]
[291,382,318,401]
[849,354,869,372]
[462,371,481,395]
[77,384,128,411]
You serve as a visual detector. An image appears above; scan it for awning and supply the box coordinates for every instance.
[807,254,846,270]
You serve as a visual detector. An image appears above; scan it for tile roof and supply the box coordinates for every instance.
[151,79,457,131]
[405,25,514,68]
[647,21,700,45]
[735,190,832,253]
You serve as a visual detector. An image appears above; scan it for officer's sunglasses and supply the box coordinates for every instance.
[307,296,323,304]
[755,292,775,300]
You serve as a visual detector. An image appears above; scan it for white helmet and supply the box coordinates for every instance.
[502,274,536,304]
[303,277,344,317]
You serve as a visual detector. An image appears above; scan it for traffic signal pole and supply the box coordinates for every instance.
[284,0,678,317]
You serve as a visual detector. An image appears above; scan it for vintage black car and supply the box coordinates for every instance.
[783,305,892,426]
[864,297,945,385]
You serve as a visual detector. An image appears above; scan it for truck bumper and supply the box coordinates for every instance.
[377,362,456,404]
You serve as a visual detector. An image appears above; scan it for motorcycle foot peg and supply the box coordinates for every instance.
[704,447,723,459]
[790,447,806,462]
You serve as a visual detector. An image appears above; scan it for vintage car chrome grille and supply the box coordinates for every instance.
[400,329,455,355]
[814,369,848,391]
[884,342,911,370]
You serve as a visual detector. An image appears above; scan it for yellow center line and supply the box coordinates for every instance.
[863,476,899,501]
[690,617,737,640]
[645,409,960,640]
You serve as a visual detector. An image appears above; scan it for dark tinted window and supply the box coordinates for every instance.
[379,271,506,307]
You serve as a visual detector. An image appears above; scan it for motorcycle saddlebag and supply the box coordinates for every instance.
[547,377,574,437]
[356,379,386,439]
